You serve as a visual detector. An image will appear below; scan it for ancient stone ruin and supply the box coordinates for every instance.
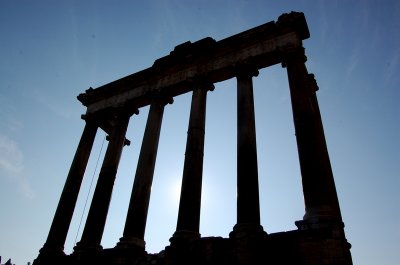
[33,12,353,265]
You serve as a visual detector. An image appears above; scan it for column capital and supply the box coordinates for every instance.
[112,106,140,119]
[80,114,89,121]
[280,45,307,68]
[105,135,130,146]
[147,90,174,106]
[234,62,259,78]
[80,114,101,128]
[187,76,215,92]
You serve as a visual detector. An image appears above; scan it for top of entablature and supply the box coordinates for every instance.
[77,11,309,117]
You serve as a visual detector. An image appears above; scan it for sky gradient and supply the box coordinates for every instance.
[0,1,399,265]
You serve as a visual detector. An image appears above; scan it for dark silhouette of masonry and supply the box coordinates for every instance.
[33,12,353,265]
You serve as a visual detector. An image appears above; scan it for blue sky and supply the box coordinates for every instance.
[0,1,399,264]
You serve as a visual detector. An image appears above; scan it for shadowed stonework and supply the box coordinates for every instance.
[33,11,352,265]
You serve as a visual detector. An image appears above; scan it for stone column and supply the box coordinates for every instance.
[282,46,342,226]
[74,112,131,252]
[118,97,172,249]
[171,82,213,244]
[232,67,264,235]
[35,119,98,261]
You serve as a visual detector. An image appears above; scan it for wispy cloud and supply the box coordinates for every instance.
[0,95,24,133]
[0,110,23,133]
[345,48,360,80]
[31,89,77,119]
[317,1,329,45]
[0,134,23,174]
[151,0,182,50]
[383,47,400,88]
[0,133,34,199]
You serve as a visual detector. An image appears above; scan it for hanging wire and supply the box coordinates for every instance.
[73,133,107,245]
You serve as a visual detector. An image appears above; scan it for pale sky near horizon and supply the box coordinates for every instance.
[0,1,399,265]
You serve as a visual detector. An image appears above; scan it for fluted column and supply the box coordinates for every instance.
[118,97,172,249]
[74,112,131,252]
[232,67,264,235]
[282,46,342,226]
[36,119,98,261]
[171,82,213,243]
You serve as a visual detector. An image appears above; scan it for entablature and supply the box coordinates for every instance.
[78,11,309,131]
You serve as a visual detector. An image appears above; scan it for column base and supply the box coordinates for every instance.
[301,205,342,229]
[169,230,201,247]
[295,218,345,234]
[72,241,103,259]
[33,244,66,265]
[229,224,267,265]
[37,243,66,256]
[229,223,267,240]
[304,205,336,219]
[116,236,146,250]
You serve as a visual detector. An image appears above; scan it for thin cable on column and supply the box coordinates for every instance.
[73,133,106,245]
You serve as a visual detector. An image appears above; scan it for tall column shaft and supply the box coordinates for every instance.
[283,46,342,224]
[173,83,211,242]
[119,100,169,249]
[234,71,263,232]
[75,114,130,251]
[39,121,98,257]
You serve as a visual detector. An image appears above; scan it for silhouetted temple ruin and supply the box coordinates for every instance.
[33,12,352,265]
